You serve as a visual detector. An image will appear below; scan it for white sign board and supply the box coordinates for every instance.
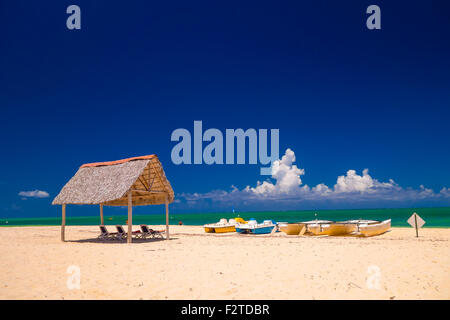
[407,212,425,228]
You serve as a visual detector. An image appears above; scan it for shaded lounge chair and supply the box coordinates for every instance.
[115,225,141,240]
[140,224,165,239]
[98,225,118,240]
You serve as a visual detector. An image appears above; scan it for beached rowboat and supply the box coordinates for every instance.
[302,220,334,235]
[307,222,357,236]
[358,219,391,237]
[329,222,357,235]
[278,222,306,235]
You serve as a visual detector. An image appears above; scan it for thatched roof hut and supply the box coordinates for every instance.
[53,155,174,243]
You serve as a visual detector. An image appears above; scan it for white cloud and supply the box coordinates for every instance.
[312,183,331,194]
[439,187,450,197]
[250,148,305,195]
[176,148,450,209]
[18,190,50,199]
[334,169,396,193]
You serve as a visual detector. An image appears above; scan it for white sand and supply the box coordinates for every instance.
[0,225,449,299]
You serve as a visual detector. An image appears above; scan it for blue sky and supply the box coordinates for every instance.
[1,1,449,218]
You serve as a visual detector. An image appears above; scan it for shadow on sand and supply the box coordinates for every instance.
[66,237,178,244]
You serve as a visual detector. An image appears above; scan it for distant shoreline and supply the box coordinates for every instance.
[2,206,449,219]
[1,207,449,228]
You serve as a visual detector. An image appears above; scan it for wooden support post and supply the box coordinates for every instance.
[165,195,170,240]
[61,204,66,242]
[100,204,104,225]
[414,214,419,238]
[127,192,132,244]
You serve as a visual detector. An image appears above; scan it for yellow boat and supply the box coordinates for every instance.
[307,222,357,236]
[303,220,333,235]
[279,223,306,235]
[327,223,357,236]
[203,218,246,233]
[213,224,236,233]
[358,219,391,237]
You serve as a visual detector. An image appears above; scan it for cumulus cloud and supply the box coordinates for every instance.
[251,148,304,195]
[176,148,450,210]
[18,190,50,199]
[334,169,396,193]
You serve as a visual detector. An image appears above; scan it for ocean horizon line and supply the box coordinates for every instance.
[2,205,450,218]
[1,207,449,228]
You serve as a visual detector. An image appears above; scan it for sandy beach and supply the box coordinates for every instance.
[0,225,449,300]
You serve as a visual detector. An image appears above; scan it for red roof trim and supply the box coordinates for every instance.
[80,155,155,168]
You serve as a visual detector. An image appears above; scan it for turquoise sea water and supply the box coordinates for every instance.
[0,207,449,227]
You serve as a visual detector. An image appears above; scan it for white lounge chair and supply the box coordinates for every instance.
[140,224,164,239]
[115,225,141,240]
[98,225,117,240]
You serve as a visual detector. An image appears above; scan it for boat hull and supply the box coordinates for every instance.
[245,226,275,234]
[236,225,276,234]
[327,223,357,236]
[203,225,237,233]
[307,224,328,235]
[279,223,306,235]
[303,220,334,235]
[203,217,247,233]
[307,223,356,236]
[213,226,236,233]
[359,219,391,237]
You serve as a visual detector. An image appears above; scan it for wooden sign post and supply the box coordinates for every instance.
[407,212,425,237]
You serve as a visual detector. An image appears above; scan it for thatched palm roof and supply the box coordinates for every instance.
[52,155,174,206]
